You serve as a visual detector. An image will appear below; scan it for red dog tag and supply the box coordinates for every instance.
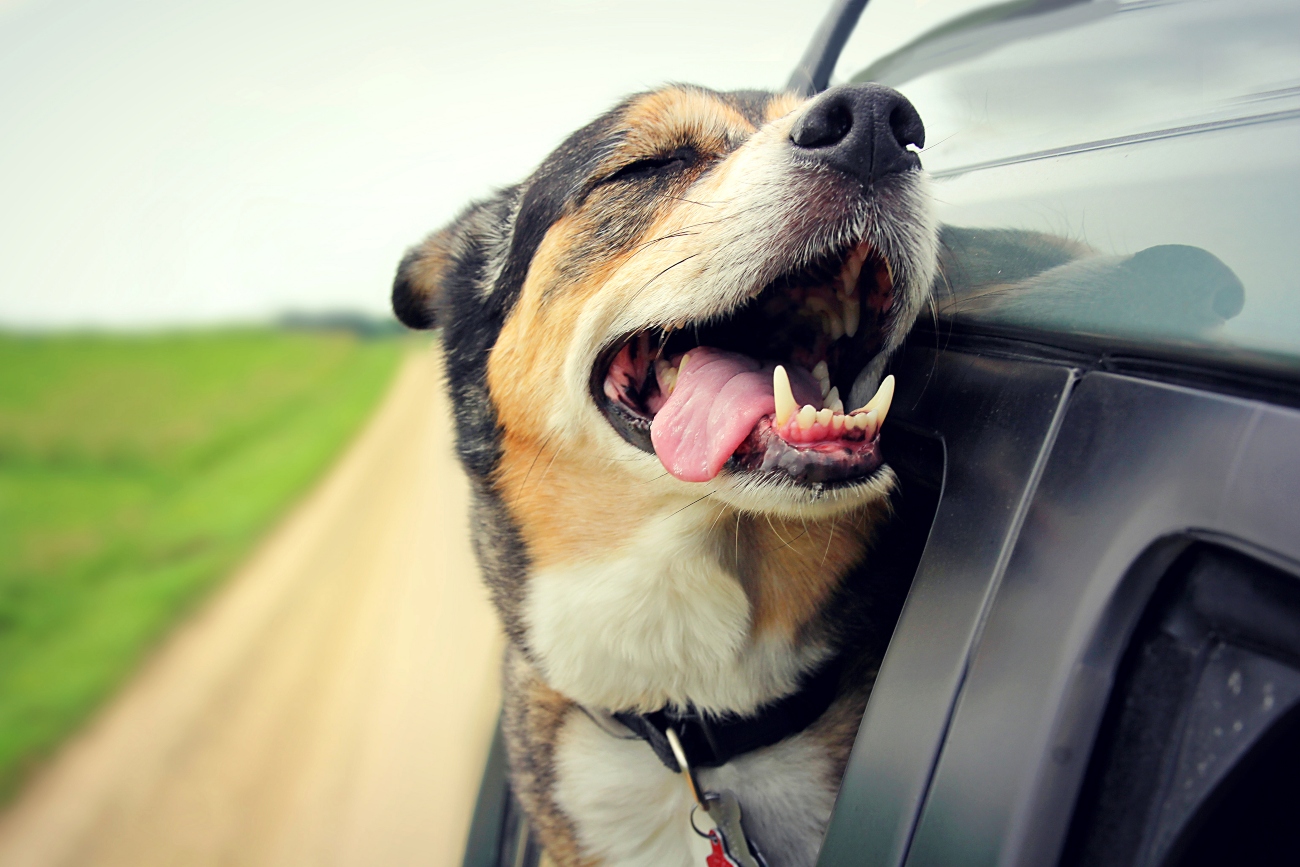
[706,830,742,867]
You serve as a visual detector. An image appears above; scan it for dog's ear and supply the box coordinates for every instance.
[392,225,457,330]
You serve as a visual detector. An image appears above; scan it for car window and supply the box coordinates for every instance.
[835,0,1300,366]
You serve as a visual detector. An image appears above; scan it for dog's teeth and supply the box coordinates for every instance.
[848,375,894,438]
[773,365,797,427]
[654,358,677,395]
[843,294,860,338]
[826,387,843,414]
[840,246,868,298]
[655,352,697,399]
[857,411,878,439]
[805,297,832,318]
[816,408,833,426]
[851,374,895,421]
[827,313,845,342]
[831,414,845,435]
[797,404,817,431]
[812,361,830,398]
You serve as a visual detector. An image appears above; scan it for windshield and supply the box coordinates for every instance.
[834,0,1300,369]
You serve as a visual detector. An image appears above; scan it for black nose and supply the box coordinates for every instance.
[790,83,925,184]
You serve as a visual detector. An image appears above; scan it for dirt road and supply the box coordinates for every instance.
[0,347,504,867]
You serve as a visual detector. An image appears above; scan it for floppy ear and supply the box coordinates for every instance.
[392,225,457,330]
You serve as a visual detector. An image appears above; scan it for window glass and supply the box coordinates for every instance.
[836,0,1300,365]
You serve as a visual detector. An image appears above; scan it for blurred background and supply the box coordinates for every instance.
[0,1,827,864]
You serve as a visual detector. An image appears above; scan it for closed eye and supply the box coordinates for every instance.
[599,146,698,186]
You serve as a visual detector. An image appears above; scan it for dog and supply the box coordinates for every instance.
[392,82,940,866]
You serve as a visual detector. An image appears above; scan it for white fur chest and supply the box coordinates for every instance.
[552,710,836,867]
[521,509,827,715]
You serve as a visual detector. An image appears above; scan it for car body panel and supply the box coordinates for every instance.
[903,373,1300,866]
[818,348,1073,865]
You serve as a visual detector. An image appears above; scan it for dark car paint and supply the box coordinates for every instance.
[818,348,1073,865]
[832,353,1300,867]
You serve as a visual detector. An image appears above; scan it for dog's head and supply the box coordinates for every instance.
[395,84,937,523]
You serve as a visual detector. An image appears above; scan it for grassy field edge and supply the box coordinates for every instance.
[0,329,410,800]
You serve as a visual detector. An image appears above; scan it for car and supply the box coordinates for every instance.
[464,1,1300,864]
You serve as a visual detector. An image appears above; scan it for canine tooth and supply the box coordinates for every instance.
[827,313,845,341]
[679,352,691,374]
[840,247,867,297]
[816,408,833,426]
[843,294,860,338]
[797,404,816,431]
[826,386,843,414]
[812,361,830,397]
[773,365,797,427]
[854,374,895,420]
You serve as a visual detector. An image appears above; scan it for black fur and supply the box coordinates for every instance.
[420,191,538,650]
[390,85,939,864]
[498,110,625,307]
[391,248,438,329]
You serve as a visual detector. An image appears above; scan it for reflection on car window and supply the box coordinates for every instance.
[835,0,1089,96]
[837,0,1300,363]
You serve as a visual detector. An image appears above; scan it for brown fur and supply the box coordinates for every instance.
[737,504,881,639]
[395,82,940,865]
[501,646,595,866]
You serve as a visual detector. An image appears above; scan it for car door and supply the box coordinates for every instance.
[813,1,1300,866]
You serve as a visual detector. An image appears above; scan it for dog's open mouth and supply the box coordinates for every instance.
[594,241,898,486]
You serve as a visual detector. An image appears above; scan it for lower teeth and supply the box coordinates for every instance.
[772,368,894,444]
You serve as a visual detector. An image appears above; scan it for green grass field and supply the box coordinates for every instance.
[0,328,406,799]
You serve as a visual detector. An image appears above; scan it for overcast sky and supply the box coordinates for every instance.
[0,0,836,328]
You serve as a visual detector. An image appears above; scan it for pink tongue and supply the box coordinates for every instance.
[649,347,820,483]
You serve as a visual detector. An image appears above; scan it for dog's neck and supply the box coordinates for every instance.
[498,440,879,715]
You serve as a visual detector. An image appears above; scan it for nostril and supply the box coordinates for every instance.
[789,83,926,182]
[888,102,925,152]
[791,99,853,150]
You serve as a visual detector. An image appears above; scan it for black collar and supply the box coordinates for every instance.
[610,655,845,773]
